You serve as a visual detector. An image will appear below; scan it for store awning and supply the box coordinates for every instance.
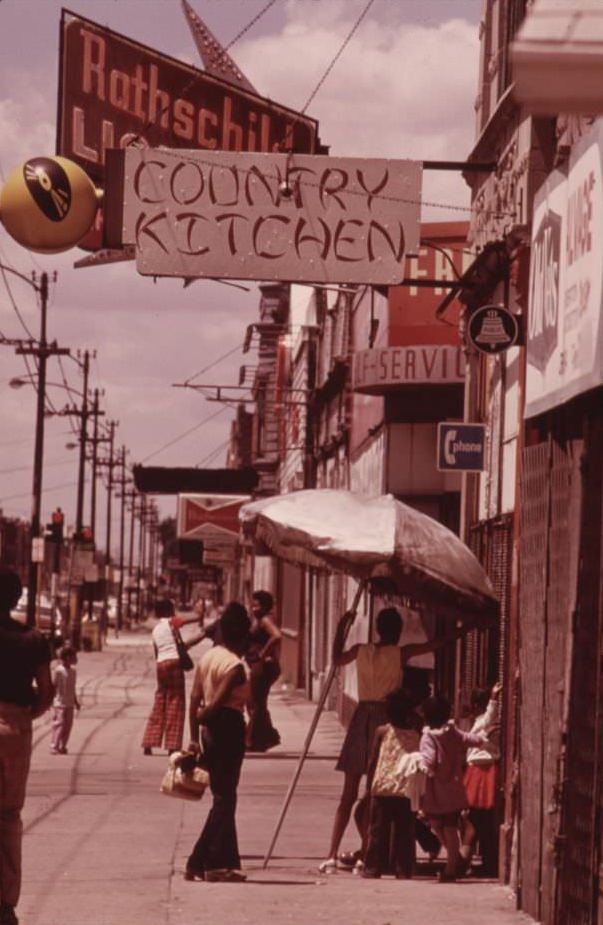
[133,465,259,494]
[511,0,603,114]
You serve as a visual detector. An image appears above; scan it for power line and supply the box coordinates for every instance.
[0,457,76,476]
[0,258,34,339]
[184,341,244,385]
[299,0,376,117]
[154,146,508,218]
[197,437,230,467]
[224,0,279,52]
[1,477,88,503]
[140,405,229,463]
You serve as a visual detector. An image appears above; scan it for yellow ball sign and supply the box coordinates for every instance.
[0,156,99,254]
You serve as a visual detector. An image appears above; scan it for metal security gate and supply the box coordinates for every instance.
[556,417,603,925]
[466,515,513,695]
[541,439,583,925]
[519,434,592,925]
[518,440,551,920]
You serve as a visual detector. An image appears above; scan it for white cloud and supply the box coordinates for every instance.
[237,3,479,217]
[0,1,481,527]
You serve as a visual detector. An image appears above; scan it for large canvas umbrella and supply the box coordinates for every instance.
[240,489,498,867]
[240,489,497,620]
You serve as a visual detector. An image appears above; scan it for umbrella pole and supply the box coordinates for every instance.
[262,579,366,869]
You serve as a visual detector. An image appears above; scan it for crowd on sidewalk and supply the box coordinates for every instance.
[139,593,501,888]
[0,564,501,925]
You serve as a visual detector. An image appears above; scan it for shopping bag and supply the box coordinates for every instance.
[160,751,209,801]
[170,622,194,671]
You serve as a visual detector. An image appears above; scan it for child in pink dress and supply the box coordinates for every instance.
[419,694,486,881]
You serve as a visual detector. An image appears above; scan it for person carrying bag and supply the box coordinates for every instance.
[141,600,205,756]
[161,750,209,801]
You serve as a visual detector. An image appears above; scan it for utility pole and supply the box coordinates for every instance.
[89,389,100,540]
[101,421,116,633]
[74,351,90,538]
[137,493,147,621]
[127,489,138,623]
[116,447,129,633]
[9,270,70,627]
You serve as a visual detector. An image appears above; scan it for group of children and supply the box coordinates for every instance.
[359,680,501,882]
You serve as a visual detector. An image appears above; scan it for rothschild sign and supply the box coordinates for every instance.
[57,9,319,188]
[118,148,422,285]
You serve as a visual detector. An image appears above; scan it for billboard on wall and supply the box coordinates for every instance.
[57,8,319,190]
[119,148,422,285]
[177,493,248,542]
[525,121,603,418]
[388,221,473,346]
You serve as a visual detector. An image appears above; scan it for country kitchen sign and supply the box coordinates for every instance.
[119,148,422,285]
[525,119,603,418]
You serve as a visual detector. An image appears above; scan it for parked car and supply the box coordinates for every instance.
[11,591,64,642]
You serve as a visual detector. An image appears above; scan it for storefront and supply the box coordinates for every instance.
[519,117,603,925]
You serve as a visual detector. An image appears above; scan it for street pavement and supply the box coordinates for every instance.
[18,625,535,925]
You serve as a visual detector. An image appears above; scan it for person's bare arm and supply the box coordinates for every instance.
[197,665,246,725]
[258,616,282,659]
[188,666,204,752]
[400,621,475,667]
[185,631,206,650]
[332,612,360,666]
[31,663,53,719]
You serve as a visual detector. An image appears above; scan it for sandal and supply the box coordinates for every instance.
[318,858,338,874]
[205,869,246,883]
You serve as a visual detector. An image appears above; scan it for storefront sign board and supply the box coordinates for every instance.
[177,493,248,543]
[121,149,422,285]
[437,422,486,472]
[57,9,318,189]
[352,344,464,393]
[525,121,603,418]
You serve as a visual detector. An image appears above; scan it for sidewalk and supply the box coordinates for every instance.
[18,631,534,925]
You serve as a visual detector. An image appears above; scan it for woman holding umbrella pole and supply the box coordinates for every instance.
[319,607,473,874]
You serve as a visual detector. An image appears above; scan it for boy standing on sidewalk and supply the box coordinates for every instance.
[50,645,80,755]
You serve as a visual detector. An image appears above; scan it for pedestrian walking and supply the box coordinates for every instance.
[419,694,486,882]
[141,599,205,756]
[0,567,53,925]
[320,607,467,873]
[245,590,281,752]
[362,690,424,879]
[185,602,251,883]
[459,681,502,875]
[50,645,80,755]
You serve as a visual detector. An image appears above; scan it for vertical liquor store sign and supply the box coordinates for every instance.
[119,148,423,285]
[525,120,603,418]
[56,9,319,190]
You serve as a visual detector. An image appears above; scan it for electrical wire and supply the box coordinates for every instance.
[224,0,279,52]
[197,437,230,467]
[0,258,35,339]
[299,0,376,117]
[0,477,87,503]
[184,341,245,384]
[151,146,511,219]
[140,405,229,463]
[0,458,77,476]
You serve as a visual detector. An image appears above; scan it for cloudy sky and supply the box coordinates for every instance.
[0,0,481,542]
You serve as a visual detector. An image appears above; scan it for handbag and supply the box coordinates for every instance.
[160,751,209,801]
[170,621,194,671]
